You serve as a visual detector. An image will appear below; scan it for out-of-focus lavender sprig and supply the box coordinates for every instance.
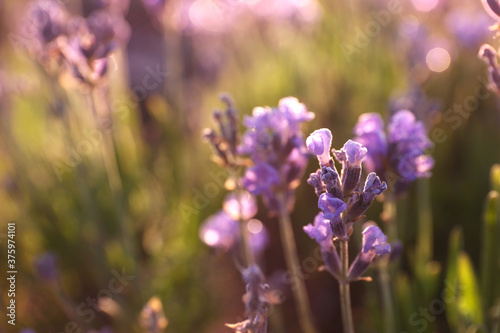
[20,0,69,69]
[225,265,281,333]
[34,251,60,282]
[59,10,130,85]
[354,110,434,195]
[239,97,314,214]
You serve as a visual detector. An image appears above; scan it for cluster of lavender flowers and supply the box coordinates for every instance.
[239,97,314,214]
[304,128,391,280]
[353,110,434,195]
[201,97,280,332]
[21,0,130,85]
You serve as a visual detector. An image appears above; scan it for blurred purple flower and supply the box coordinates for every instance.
[242,163,280,195]
[21,0,69,65]
[199,210,240,251]
[34,252,59,281]
[354,110,434,193]
[60,10,130,84]
[239,97,313,213]
[479,44,500,94]
[445,10,492,48]
[227,264,281,333]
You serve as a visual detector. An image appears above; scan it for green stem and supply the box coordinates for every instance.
[277,194,318,333]
[416,178,433,270]
[378,258,396,333]
[230,168,254,267]
[339,240,355,333]
[380,197,397,333]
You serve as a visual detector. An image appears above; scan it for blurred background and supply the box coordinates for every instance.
[0,0,499,332]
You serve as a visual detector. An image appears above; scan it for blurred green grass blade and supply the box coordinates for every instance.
[491,165,500,193]
[457,252,483,326]
[480,191,499,313]
[446,227,463,331]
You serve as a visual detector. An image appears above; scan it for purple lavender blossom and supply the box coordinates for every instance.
[241,163,280,195]
[348,225,390,280]
[303,212,333,249]
[354,110,434,193]
[303,212,341,275]
[223,191,257,221]
[21,0,69,65]
[318,193,347,220]
[334,140,368,196]
[445,10,492,48]
[226,264,281,333]
[479,44,500,94]
[34,252,59,281]
[60,10,130,84]
[344,173,387,222]
[199,211,240,251]
[482,0,500,20]
[306,128,332,166]
[239,97,313,213]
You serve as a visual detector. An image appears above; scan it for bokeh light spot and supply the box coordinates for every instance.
[426,47,451,72]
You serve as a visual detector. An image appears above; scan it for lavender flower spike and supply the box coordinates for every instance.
[348,225,391,280]
[306,128,332,166]
[479,44,500,94]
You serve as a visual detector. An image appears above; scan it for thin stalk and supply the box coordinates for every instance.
[230,168,255,267]
[339,240,354,333]
[88,88,123,194]
[416,178,433,270]
[380,197,397,333]
[378,257,396,333]
[277,193,318,333]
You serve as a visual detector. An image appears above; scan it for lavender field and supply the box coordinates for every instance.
[0,0,500,332]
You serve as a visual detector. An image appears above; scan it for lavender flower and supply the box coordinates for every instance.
[239,97,313,213]
[344,173,387,222]
[241,163,280,196]
[306,128,332,166]
[34,252,60,281]
[334,140,368,196]
[200,209,269,259]
[479,44,500,94]
[21,0,69,66]
[199,211,240,251]
[354,110,434,194]
[303,213,341,275]
[348,225,391,280]
[226,265,281,333]
[304,128,388,279]
[60,10,130,84]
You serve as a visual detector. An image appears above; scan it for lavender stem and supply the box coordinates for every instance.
[277,194,318,333]
[339,240,355,333]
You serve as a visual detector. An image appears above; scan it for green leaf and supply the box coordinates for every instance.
[457,252,483,325]
[480,191,499,312]
[446,227,463,331]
